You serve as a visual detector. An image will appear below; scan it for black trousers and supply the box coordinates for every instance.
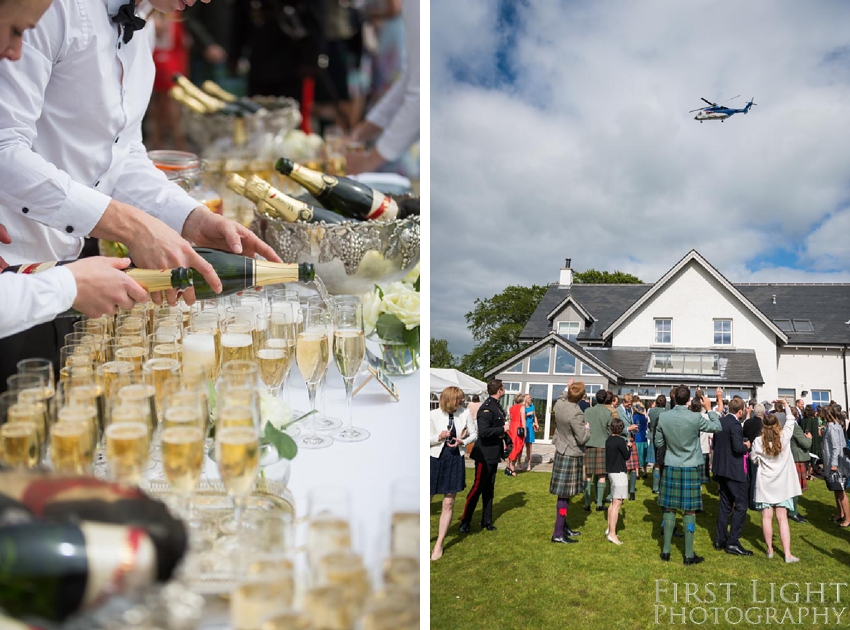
[460,460,498,527]
[0,320,75,394]
[716,475,748,547]
[748,462,758,510]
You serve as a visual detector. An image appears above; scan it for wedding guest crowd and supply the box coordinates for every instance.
[434,381,850,565]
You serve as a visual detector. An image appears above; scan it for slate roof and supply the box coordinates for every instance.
[584,347,765,385]
[521,283,850,346]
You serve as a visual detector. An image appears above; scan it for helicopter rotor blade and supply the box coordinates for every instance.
[718,95,740,105]
[700,98,716,106]
[689,107,707,113]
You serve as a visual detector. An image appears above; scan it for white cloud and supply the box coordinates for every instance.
[431,0,850,354]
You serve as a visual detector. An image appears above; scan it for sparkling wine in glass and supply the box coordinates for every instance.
[294,307,333,449]
[332,304,369,442]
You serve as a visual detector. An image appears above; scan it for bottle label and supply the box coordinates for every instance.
[80,522,156,607]
[366,190,399,221]
[9,261,59,274]
[266,191,314,222]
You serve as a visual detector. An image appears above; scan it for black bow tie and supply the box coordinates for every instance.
[112,0,146,44]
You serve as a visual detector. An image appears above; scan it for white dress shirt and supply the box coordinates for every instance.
[0,0,199,266]
[365,0,420,162]
[0,268,77,339]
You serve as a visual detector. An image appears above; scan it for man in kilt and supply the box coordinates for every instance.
[654,385,722,565]
[584,389,614,512]
[550,381,591,543]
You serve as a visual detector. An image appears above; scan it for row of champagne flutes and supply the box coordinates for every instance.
[227,481,419,630]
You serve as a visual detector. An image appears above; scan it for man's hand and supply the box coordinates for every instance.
[715,387,723,400]
[344,148,387,175]
[67,257,150,317]
[181,208,281,263]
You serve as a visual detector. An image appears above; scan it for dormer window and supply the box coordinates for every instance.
[557,321,580,341]
[654,318,672,345]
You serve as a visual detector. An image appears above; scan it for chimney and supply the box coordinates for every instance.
[559,258,573,288]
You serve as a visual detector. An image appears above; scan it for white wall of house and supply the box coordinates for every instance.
[610,262,780,398]
[776,347,850,408]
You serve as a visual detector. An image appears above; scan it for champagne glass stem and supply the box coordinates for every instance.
[307,383,318,438]
[344,377,354,430]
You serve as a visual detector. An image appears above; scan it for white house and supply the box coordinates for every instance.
[486,250,850,445]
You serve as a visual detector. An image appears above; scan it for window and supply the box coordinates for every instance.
[778,388,796,400]
[581,362,598,375]
[725,389,752,401]
[503,382,521,393]
[713,319,732,345]
[773,319,793,332]
[505,362,523,373]
[811,390,831,407]
[528,348,550,373]
[557,321,580,341]
[654,319,672,344]
[585,384,601,397]
[502,382,521,408]
[792,320,813,333]
[648,353,719,375]
[554,347,576,374]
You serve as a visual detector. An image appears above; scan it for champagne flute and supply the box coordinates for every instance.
[0,391,40,470]
[306,298,342,432]
[104,404,150,486]
[294,307,333,449]
[183,325,218,383]
[215,399,261,539]
[161,410,204,515]
[256,313,292,398]
[221,320,255,369]
[332,304,369,442]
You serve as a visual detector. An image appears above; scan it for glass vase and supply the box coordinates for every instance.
[377,339,419,376]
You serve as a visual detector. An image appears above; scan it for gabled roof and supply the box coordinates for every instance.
[546,294,595,323]
[601,250,789,343]
[485,331,622,382]
[520,284,651,341]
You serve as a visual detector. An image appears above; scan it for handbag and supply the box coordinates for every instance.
[517,426,526,439]
[826,470,847,492]
[501,434,514,460]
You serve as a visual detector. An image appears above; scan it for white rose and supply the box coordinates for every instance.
[260,393,293,431]
[361,289,383,335]
[402,262,420,286]
[381,281,420,330]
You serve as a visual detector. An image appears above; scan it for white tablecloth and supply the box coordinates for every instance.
[201,346,420,568]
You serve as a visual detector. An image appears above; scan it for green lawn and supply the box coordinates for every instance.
[430,468,850,630]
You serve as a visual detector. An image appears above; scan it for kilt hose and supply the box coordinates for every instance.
[584,446,607,477]
[550,451,584,498]
[658,466,703,512]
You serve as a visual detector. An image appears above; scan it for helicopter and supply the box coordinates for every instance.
[690,96,757,122]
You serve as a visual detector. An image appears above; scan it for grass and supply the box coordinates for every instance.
[429,468,850,630]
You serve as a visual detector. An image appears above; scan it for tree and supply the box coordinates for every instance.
[457,284,548,380]
[430,339,456,369]
[574,269,643,284]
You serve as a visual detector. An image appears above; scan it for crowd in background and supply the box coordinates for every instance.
[143,0,418,176]
[430,381,850,563]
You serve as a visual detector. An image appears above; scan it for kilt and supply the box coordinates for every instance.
[550,451,584,498]
[658,466,703,512]
[585,446,607,476]
[795,462,808,493]
[626,443,640,471]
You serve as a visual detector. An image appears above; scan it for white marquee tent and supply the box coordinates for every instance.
[429,368,487,396]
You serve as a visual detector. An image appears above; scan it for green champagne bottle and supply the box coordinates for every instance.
[190,247,315,299]
[275,157,400,222]
[1,262,192,293]
[226,173,346,224]
[0,521,166,623]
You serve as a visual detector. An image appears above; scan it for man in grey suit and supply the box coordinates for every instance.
[655,385,723,565]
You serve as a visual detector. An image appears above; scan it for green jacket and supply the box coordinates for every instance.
[654,405,722,468]
[789,421,812,463]
[648,407,664,439]
[585,404,613,448]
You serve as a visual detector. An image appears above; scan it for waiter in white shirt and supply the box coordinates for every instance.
[0,0,280,390]
[0,0,152,341]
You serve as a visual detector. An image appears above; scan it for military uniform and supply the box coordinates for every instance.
[460,396,506,530]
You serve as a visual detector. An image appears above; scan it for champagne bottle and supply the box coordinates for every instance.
[201,80,266,114]
[275,158,400,222]
[1,262,192,293]
[190,247,315,299]
[0,521,165,622]
[226,174,346,224]
[169,84,210,114]
[172,73,242,116]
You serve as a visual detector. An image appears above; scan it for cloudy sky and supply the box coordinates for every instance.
[431,0,850,357]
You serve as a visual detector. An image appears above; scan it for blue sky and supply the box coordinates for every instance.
[431,0,850,356]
